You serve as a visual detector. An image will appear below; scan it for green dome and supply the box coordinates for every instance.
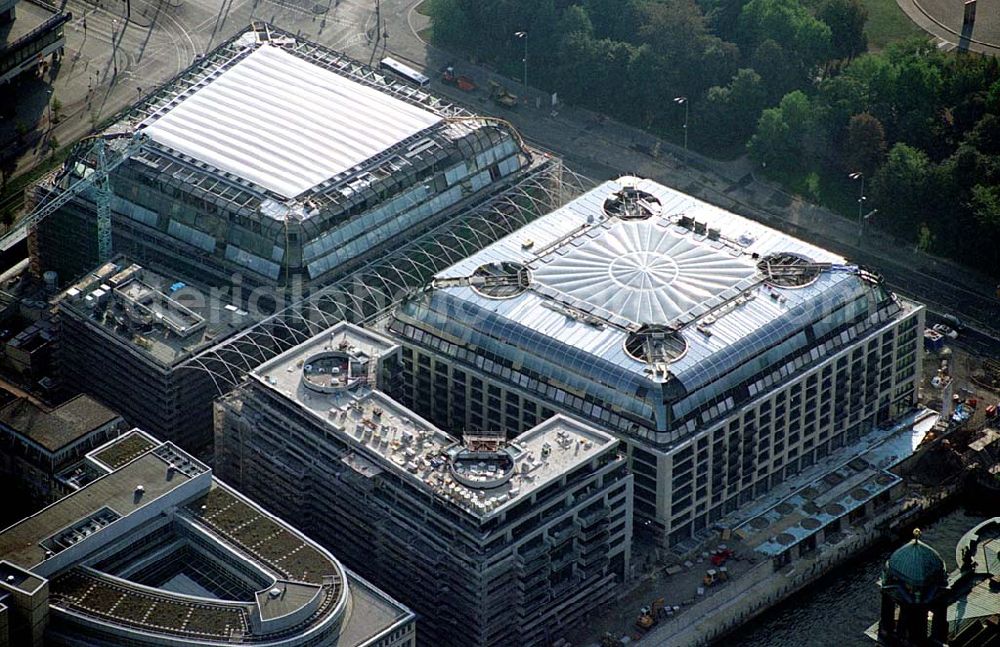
[881,529,948,605]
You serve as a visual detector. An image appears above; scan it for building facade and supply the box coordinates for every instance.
[214,323,633,647]
[32,24,537,292]
[387,177,925,546]
[0,428,415,647]
[53,258,250,450]
[44,23,560,453]
[0,392,123,507]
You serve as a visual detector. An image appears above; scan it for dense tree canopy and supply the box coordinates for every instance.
[426,0,1000,276]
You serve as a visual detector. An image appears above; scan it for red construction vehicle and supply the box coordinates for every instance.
[710,547,735,566]
[441,66,477,91]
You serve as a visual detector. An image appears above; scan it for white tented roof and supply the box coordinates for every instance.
[142,45,442,199]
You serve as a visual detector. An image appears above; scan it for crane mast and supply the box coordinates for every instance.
[13,132,147,277]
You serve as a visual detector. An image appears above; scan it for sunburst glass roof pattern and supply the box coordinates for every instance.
[531,220,757,325]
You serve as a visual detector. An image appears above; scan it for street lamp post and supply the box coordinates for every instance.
[674,96,688,162]
[45,88,53,127]
[515,31,527,99]
[849,171,866,243]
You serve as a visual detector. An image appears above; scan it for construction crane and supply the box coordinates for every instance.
[6,132,148,274]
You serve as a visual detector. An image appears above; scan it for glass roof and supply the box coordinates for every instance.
[531,220,756,326]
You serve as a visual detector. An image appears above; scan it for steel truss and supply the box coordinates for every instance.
[179,163,594,394]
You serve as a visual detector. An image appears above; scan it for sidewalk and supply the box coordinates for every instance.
[389,4,1000,340]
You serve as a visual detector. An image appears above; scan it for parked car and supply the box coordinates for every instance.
[932,323,959,339]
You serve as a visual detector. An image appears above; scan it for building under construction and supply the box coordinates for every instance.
[214,323,633,647]
[388,176,925,547]
[37,23,566,451]
[53,257,250,450]
[30,23,545,292]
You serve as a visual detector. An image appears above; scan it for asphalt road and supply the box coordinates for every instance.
[895,0,1000,55]
[9,0,1000,355]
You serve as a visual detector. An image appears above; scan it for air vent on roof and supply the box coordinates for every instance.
[469,262,531,299]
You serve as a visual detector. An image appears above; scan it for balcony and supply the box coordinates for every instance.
[517,541,549,563]
[578,505,611,527]
[548,524,578,547]
[579,524,610,544]
[518,554,549,578]
[551,550,577,572]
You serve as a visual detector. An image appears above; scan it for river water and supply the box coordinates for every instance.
[730,506,989,647]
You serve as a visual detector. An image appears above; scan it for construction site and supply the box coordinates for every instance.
[3,24,573,453]
[214,322,634,647]
[23,23,547,293]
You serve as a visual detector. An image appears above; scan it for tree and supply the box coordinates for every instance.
[817,0,867,61]
[844,113,886,174]
[747,90,823,168]
[738,0,832,72]
[752,39,800,101]
[871,143,930,233]
[969,184,1000,228]
[558,5,593,41]
[426,0,470,49]
[748,107,791,167]
[706,68,767,144]
[987,78,1000,114]
[583,0,644,41]
[968,114,1000,155]
[51,95,63,122]
[916,223,934,252]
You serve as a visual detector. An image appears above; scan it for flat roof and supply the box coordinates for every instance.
[0,428,402,644]
[57,258,249,366]
[0,449,193,570]
[0,394,120,453]
[252,323,619,520]
[142,45,443,199]
[1,1,56,45]
[337,570,414,646]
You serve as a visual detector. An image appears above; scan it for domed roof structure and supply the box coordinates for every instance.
[881,529,948,604]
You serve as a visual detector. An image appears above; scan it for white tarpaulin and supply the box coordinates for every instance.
[143,45,442,198]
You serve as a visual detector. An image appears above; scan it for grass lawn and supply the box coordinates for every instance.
[862,0,923,50]
[413,1,433,42]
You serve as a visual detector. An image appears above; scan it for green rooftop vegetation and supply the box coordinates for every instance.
[51,569,248,638]
[93,433,155,470]
[186,486,338,586]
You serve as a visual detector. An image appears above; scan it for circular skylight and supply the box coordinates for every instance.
[532,221,756,325]
[757,252,821,288]
[624,325,688,363]
[470,262,531,299]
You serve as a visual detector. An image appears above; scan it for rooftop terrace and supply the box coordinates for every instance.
[58,258,249,365]
[253,323,619,521]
